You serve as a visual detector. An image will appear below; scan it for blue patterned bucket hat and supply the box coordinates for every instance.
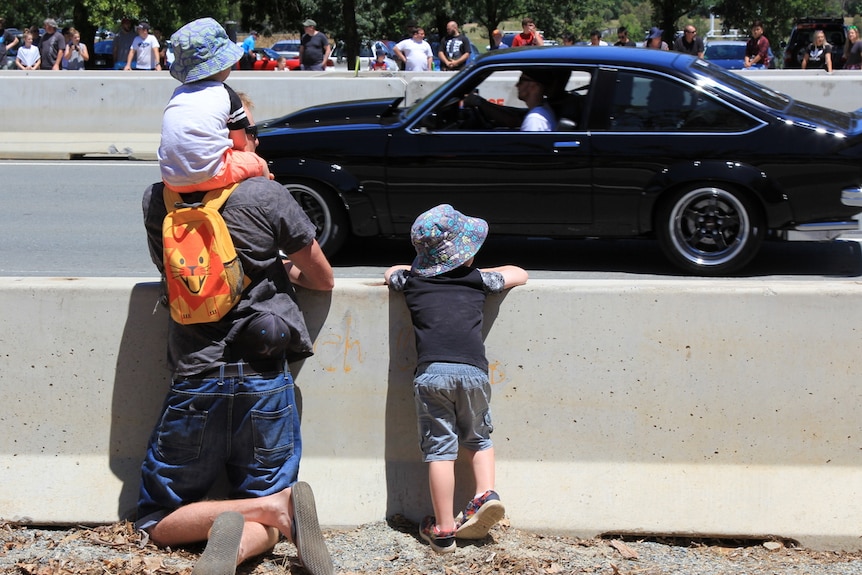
[410,204,489,277]
[170,18,244,84]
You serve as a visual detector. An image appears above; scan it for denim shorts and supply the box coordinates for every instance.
[413,362,493,462]
[135,367,300,530]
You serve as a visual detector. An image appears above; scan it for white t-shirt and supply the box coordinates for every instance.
[521,104,556,132]
[159,81,239,187]
[395,38,433,71]
[16,44,40,67]
[130,34,160,69]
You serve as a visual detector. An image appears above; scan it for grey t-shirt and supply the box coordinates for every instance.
[143,177,318,376]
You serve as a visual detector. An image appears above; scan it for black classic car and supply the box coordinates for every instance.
[256,46,862,275]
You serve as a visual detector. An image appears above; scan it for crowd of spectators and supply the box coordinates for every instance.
[4,15,862,73]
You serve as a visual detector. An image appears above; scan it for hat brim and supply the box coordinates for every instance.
[172,41,243,83]
[410,214,488,277]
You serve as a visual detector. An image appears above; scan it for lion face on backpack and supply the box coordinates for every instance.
[167,224,215,295]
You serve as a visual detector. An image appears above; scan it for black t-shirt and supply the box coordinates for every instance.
[442,33,471,69]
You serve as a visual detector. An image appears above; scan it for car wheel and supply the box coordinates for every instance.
[282,182,349,257]
[656,184,764,275]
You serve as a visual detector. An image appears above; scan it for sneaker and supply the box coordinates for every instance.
[291,481,335,575]
[419,515,456,553]
[192,511,244,575]
[455,490,505,540]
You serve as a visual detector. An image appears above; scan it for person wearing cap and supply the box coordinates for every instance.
[516,69,557,131]
[298,19,330,70]
[158,17,270,193]
[39,18,66,70]
[124,21,160,70]
[240,29,258,70]
[384,204,528,554]
[645,27,668,50]
[141,86,336,575]
[489,29,508,50]
[113,17,135,69]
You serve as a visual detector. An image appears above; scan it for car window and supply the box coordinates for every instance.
[416,67,593,133]
[604,71,753,132]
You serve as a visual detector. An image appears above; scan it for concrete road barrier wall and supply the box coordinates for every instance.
[1,277,861,550]
[1,69,860,160]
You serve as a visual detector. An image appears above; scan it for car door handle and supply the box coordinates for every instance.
[554,141,581,149]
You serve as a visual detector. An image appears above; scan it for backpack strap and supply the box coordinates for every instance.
[163,182,241,212]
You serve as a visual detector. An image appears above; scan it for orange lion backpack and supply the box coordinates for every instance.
[162,184,249,325]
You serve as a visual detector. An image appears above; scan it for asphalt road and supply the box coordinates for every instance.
[2,159,862,280]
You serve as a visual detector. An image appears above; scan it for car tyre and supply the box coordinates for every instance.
[282,181,349,257]
[656,184,764,275]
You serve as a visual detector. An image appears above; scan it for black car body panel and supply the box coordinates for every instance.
[256,46,862,274]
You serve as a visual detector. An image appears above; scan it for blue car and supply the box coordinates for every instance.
[704,40,775,70]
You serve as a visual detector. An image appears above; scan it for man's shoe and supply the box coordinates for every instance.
[455,490,505,539]
[191,511,244,575]
[291,481,335,575]
[419,515,456,553]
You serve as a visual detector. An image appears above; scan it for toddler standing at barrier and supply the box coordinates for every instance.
[158,18,270,192]
[384,204,528,553]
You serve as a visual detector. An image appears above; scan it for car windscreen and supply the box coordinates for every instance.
[690,58,790,110]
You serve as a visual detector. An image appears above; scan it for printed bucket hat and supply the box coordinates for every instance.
[410,204,488,277]
[170,17,243,83]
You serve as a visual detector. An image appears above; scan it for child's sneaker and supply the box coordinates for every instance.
[455,490,505,539]
[419,516,456,553]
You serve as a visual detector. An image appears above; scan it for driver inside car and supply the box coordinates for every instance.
[462,69,559,131]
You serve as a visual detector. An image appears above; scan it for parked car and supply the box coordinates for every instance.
[271,39,301,58]
[703,40,775,69]
[92,39,114,69]
[256,46,862,275]
[783,17,846,69]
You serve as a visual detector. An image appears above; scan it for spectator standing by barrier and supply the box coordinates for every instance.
[562,31,576,46]
[615,27,636,46]
[240,29,258,70]
[438,21,471,71]
[744,20,770,69]
[15,31,39,70]
[589,30,608,46]
[140,75,336,575]
[511,17,544,46]
[489,29,508,50]
[125,21,160,71]
[802,29,833,72]
[40,19,65,70]
[299,19,330,71]
[673,25,704,57]
[113,17,135,70]
[384,204,528,554]
[1,18,20,68]
[63,28,89,70]
[394,27,433,71]
[645,27,669,50]
[845,26,862,69]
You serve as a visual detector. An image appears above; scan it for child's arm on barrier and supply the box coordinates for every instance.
[480,265,529,289]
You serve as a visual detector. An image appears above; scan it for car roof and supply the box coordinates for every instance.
[476,45,695,70]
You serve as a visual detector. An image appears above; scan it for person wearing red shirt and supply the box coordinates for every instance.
[510,17,544,47]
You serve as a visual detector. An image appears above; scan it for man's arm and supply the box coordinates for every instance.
[323,40,331,63]
[151,43,161,70]
[52,38,65,70]
[124,44,135,70]
[285,240,334,291]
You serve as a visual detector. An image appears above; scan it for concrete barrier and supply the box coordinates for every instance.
[1,276,861,550]
[1,69,860,160]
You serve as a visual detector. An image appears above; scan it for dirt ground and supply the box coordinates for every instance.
[4,515,862,575]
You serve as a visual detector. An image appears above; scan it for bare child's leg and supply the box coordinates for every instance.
[469,446,496,495]
[428,460,457,531]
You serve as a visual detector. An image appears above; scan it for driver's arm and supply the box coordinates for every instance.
[463,93,525,128]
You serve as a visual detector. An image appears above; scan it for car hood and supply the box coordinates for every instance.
[261,97,404,130]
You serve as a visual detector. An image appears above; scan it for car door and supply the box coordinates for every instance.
[383,67,593,236]
[586,67,760,235]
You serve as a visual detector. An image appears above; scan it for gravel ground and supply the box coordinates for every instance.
[4,516,862,575]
